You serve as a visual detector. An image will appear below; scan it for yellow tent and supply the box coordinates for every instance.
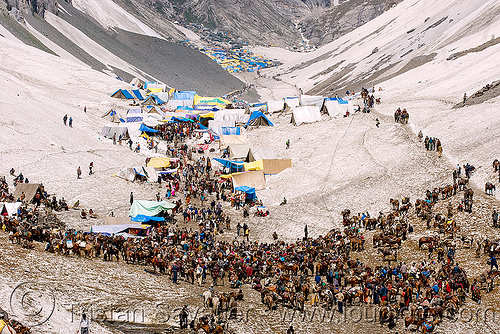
[147,157,170,168]
[193,95,230,108]
[244,160,264,171]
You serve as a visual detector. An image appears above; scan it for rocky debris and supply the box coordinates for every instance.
[454,80,500,109]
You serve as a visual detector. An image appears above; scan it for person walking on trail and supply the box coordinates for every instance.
[89,162,93,175]
[77,166,82,179]
[437,143,443,158]
[375,118,380,128]
[286,139,290,149]
[63,114,68,126]
[77,313,90,334]
[69,117,73,127]
[463,93,467,106]
[493,210,498,227]
[84,106,87,113]
[304,225,308,240]
[490,255,498,271]
[130,192,134,205]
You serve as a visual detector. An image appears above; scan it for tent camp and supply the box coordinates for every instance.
[114,166,157,182]
[284,96,300,109]
[232,170,266,190]
[12,183,41,203]
[268,100,285,113]
[129,200,176,217]
[101,123,130,139]
[291,106,322,125]
[300,95,324,107]
[111,89,134,99]
[101,109,122,123]
[0,202,22,216]
[246,111,273,127]
[229,144,252,160]
[322,98,349,117]
[234,186,256,201]
[247,147,276,162]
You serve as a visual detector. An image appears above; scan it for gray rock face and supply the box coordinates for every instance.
[1,0,62,17]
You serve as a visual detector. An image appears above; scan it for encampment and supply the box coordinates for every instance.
[290,106,322,125]
[12,183,41,203]
[111,89,134,99]
[142,94,166,106]
[232,170,266,190]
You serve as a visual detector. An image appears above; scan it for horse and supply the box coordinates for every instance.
[485,182,496,195]
[457,178,468,191]
[203,290,212,307]
[420,319,440,333]
[195,323,224,334]
[419,236,436,249]
[263,293,274,311]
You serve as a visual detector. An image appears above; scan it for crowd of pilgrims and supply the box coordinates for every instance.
[0,120,493,333]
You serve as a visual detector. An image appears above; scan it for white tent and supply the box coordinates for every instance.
[229,144,252,160]
[284,97,300,109]
[114,166,157,182]
[300,95,324,107]
[214,109,249,125]
[291,106,322,126]
[166,99,193,110]
[0,202,22,216]
[219,134,248,148]
[247,147,276,162]
[267,100,285,113]
[323,98,349,117]
[101,123,130,139]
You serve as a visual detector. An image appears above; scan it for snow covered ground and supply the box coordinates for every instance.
[1,0,500,333]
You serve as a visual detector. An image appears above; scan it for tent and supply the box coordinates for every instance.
[139,124,159,133]
[142,94,166,106]
[219,135,248,147]
[131,90,145,100]
[323,98,349,117]
[91,223,146,235]
[229,144,252,160]
[268,100,285,113]
[172,91,196,100]
[101,109,122,123]
[232,170,266,190]
[213,109,249,125]
[130,77,145,88]
[12,183,41,202]
[247,147,276,162]
[213,158,245,173]
[300,95,324,107]
[130,214,165,222]
[234,186,256,201]
[145,106,166,117]
[129,200,176,217]
[126,109,143,123]
[244,159,292,174]
[194,95,230,108]
[114,166,157,182]
[221,127,241,135]
[147,158,170,168]
[111,89,134,99]
[284,96,300,109]
[0,202,22,216]
[291,106,322,125]
[144,82,167,92]
[246,110,273,127]
[101,124,130,139]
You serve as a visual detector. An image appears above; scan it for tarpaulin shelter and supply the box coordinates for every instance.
[142,94,166,106]
[126,109,143,123]
[234,186,256,201]
[194,95,230,108]
[219,135,248,148]
[291,106,322,125]
[244,159,292,174]
[91,223,147,236]
[268,100,285,113]
[232,170,266,190]
[229,144,252,160]
[213,109,249,125]
[130,77,145,88]
[300,95,324,107]
[132,90,145,100]
[145,106,166,117]
[139,124,159,133]
[129,200,176,217]
[111,89,134,99]
[173,91,196,100]
[0,202,22,216]
[284,96,300,109]
[323,98,349,117]
[101,109,122,123]
[246,110,273,127]
[131,214,165,222]
[147,158,170,168]
[221,127,241,135]
[13,183,41,202]
[247,147,276,162]
[144,82,167,92]
[101,124,130,139]
[213,158,244,173]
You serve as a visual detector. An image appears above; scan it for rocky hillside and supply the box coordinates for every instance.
[0,0,60,17]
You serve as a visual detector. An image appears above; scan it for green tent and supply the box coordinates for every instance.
[129,200,176,217]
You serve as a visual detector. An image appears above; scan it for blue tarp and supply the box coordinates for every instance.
[213,158,244,173]
[132,90,145,100]
[194,104,219,111]
[131,214,165,222]
[325,97,348,104]
[127,116,143,122]
[139,124,159,133]
[173,91,196,100]
[246,110,274,127]
[234,186,256,201]
[171,116,195,123]
[221,127,241,135]
[112,89,134,99]
[176,106,195,111]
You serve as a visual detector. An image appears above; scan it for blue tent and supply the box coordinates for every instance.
[132,90,145,100]
[139,124,159,133]
[131,214,165,222]
[246,110,274,127]
[111,89,134,99]
[325,97,348,104]
[221,127,241,135]
[235,186,256,201]
[213,158,244,173]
